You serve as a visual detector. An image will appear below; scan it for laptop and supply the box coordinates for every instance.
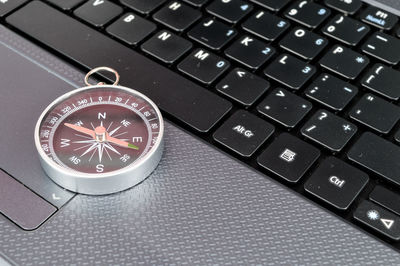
[1,0,400,264]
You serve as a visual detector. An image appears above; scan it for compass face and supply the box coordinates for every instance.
[37,86,162,174]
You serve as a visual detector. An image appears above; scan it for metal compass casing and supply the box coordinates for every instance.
[34,67,164,195]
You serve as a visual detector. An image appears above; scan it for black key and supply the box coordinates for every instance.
[73,0,123,27]
[354,201,400,241]
[257,133,320,183]
[361,32,400,65]
[264,54,316,90]
[349,94,400,134]
[153,1,201,32]
[322,15,370,46]
[370,186,400,216]
[206,0,253,24]
[284,1,331,29]
[182,0,208,7]
[362,64,400,100]
[242,11,290,41]
[225,35,275,69]
[250,0,290,11]
[106,13,156,46]
[279,27,328,60]
[188,18,237,50]
[141,30,192,64]
[361,6,398,30]
[319,45,369,80]
[324,0,361,14]
[395,129,400,143]
[305,157,368,210]
[178,49,230,85]
[216,68,270,106]
[348,132,400,186]
[301,110,357,152]
[257,88,312,128]
[0,0,28,17]
[0,169,57,230]
[46,0,84,10]
[120,0,166,14]
[7,1,232,133]
[213,110,274,157]
[305,73,357,111]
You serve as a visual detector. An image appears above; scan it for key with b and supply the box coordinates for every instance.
[319,45,369,80]
[279,27,328,60]
[188,18,237,50]
[349,94,400,134]
[178,49,230,85]
[362,32,400,65]
[206,0,253,24]
[225,35,275,69]
[362,64,400,100]
[264,54,315,90]
[284,1,331,29]
[322,15,370,46]
[242,11,290,41]
[301,110,357,152]
[141,30,193,64]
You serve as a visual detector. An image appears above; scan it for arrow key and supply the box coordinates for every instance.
[216,68,270,106]
[354,201,400,241]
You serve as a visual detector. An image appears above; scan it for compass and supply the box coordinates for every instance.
[35,67,164,195]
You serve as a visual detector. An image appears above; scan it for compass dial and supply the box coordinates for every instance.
[37,86,162,175]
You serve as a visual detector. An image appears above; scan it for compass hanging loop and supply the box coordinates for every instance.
[84,66,120,86]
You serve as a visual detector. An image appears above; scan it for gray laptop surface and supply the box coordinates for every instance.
[1,0,400,264]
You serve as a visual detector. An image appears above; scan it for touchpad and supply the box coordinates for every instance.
[0,28,76,207]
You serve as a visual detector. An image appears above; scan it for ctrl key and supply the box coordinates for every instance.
[0,169,56,230]
[213,110,274,157]
[354,201,400,241]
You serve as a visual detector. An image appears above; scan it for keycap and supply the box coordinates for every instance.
[0,169,57,230]
[250,0,291,11]
[324,0,362,14]
[322,15,370,46]
[257,88,312,128]
[178,49,230,85]
[106,13,156,46]
[362,64,400,100]
[73,0,123,27]
[188,18,237,50]
[225,35,275,69]
[349,94,400,134]
[354,201,400,241]
[348,132,400,186]
[141,30,192,64]
[264,54,316,90]
[279,27,328,60]
[370,186,400,216]
[301,110,357,152]
[213,110,274,157]
[206,0,253,23]
[0,0,28,17]
[120,0,166,14]
[153,1,201,32]
[7,1,232,133]
[319,45,369,80]
[395,129,400,143]
[361,6,398,30]
[361,32,400,65]
[242,11,290,41]
[46,0,84,10]
[305,73,357,111]
[183,0,208,6]
[216,68,270,106]
[284,1,331,29]
[257,133,320,183]
[305,157,368,210]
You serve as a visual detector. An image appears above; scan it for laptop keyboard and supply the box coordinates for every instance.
[3,0,400,248]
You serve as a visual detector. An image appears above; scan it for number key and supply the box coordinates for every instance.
[242,11,290,41]
[285,1,331,29]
